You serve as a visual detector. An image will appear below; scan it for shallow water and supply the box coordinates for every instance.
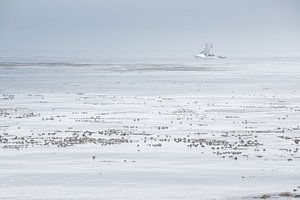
[0,55,300,199]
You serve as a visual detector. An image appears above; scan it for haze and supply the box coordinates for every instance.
[0,0,299,55]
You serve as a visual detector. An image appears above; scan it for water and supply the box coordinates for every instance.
[0,53,300,199]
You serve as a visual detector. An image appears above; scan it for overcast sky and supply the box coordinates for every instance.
[0,0,299,54]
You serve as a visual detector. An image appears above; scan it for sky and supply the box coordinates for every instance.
[0,0,299,55]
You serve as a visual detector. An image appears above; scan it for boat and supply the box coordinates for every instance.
[195,43,226,59]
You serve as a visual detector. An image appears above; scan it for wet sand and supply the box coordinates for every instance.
[0,58,300,199]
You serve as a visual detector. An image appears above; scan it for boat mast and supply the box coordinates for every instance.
[205,43,209,56]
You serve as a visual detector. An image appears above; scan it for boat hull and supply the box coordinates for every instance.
[194,54,216,59]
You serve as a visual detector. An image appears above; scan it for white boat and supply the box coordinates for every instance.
[195,44,226,59]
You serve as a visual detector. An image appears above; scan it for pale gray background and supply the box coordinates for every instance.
[0,0,299,55]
